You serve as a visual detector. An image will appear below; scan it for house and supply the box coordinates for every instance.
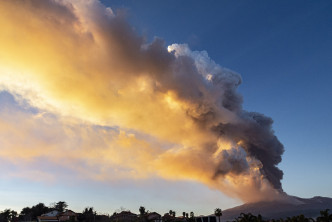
[38,211,60,222]
[43,211,60,217]
[38,210,77,222]
[146,212,162,222]
[161,213,175,222]
[58,210,77,222]
[194,215,216,222]
[37,215,59,222]
[110,211,137,222]
[161,214,189,222]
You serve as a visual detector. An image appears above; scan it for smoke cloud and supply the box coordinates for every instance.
[0,0,284,202]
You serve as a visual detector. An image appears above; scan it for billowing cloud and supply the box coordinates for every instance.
[0,0,285,203]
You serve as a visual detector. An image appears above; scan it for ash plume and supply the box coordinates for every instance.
[212,113,284,190]
[168,44,284,192]
[0,0,285,202]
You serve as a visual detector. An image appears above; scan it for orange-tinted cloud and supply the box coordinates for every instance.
[0,0,285,203]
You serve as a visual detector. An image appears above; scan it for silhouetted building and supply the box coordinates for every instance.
[195,215,216,222]
[146,212,162,222]
[110,211,137,222]
[38,210,77,222]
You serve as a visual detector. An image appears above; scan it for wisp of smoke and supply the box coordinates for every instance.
[0,0,285,202]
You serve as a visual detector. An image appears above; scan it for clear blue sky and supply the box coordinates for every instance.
[0,0,331,216]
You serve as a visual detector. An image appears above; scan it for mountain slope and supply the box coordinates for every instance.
[222,196,332,221]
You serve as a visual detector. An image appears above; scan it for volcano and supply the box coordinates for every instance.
[222,196,332,221]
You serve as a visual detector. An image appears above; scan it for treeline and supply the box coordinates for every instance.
[0,201,105,222]
[1,201,68,222]
[1,201,332,222]
[231,210,332,222]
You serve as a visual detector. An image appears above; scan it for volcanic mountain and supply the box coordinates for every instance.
[222,196,332,221]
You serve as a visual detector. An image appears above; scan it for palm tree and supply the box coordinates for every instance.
[168,210,176,217]
[215,208,222,222]
[189,212,195,222]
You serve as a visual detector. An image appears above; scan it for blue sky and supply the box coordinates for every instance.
[0,0,331,216]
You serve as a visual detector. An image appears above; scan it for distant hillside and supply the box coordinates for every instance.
[222,196,332,221]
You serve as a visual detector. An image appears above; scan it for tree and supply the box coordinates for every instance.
[21,203,50,220]
[139,206,146,216]
[317,209,332,222]
[235,213,257,222]
[82,207,96,222]
[139,206,147,222]
[169,210,176,217]
[54,201,68,213]
[190,212,195,221]
[257,214,264,222]
[0,209,17,222]
[282,214,314,222]
[20,207,32,221]
[214,208,222,222]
